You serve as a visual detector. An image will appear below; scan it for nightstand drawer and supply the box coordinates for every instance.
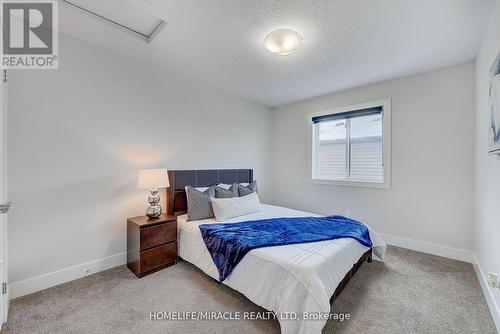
[140,241,177,273]
[140,222,177,250]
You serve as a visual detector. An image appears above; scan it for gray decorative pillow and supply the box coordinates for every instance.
[186,186,215,221]
[215,184,238,198]
[238,181,258,197]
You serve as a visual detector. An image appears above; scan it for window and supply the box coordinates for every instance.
[309,99,391,188]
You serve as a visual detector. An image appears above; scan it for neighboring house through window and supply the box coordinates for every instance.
[309,99,391,188]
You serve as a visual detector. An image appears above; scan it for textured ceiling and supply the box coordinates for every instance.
[59,0,496,107]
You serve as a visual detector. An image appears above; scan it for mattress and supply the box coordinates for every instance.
[178,204,386,334]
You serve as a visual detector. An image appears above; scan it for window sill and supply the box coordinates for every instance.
[308,178,391,189]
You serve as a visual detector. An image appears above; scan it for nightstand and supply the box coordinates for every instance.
[127,213,177,278]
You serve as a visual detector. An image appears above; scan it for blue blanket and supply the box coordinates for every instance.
[199,216,372,282]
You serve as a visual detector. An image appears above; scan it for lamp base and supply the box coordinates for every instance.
[146,188,162,219]
[146,205,162,219]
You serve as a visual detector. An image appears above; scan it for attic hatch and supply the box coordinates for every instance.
[63,0,166,42]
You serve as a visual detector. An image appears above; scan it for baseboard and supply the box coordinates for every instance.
[379,233,475,263]
[473,254,500,332]
[8,234,474,299]
[9,252,127,299]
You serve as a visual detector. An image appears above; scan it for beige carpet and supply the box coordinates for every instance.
[1,246,496,334]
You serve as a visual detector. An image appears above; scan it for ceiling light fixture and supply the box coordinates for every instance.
[264,29,302,56]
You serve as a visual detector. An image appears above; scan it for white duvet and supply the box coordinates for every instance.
[178,204,386,334]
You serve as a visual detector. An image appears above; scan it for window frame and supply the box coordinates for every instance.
[308,98,391,189]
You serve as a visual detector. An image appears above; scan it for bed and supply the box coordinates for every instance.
[167,169,386,334]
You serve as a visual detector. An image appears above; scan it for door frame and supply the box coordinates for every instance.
[0,69,9,326]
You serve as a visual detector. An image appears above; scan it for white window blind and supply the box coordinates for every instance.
[312,107,384,183]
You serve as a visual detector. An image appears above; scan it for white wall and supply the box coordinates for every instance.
[7,35,272,292]
[474,0,500,326]
[272,63,475,252]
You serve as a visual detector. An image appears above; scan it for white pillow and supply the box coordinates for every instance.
[218,183,249,189]
[210,192,261,221]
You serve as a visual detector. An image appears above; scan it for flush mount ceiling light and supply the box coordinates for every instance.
[264,29,303,56]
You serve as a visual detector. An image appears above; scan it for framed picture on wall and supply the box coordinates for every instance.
[489,51,500,154]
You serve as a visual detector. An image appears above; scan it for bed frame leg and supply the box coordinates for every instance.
[367,252,372,263]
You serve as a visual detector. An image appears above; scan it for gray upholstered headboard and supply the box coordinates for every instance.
[166,169,253,216]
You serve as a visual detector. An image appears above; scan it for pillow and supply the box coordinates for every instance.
[215,184,238,198]
[186,186,216,221]
[238,181,258,197]
[217,183,233,190]
[210,192,261,221]
[185,186,210,200]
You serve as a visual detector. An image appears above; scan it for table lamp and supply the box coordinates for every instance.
[137,168,170,218]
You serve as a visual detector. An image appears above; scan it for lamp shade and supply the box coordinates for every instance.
[137,169,170,189]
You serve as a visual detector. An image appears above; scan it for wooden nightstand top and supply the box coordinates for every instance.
[127,213,177,227]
